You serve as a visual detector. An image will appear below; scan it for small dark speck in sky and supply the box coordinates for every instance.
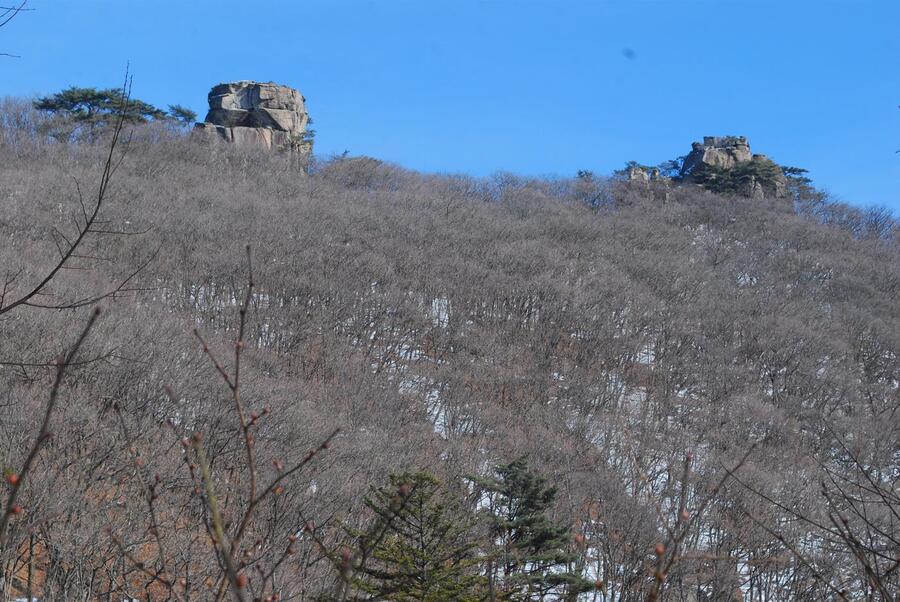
[622,48,637,60]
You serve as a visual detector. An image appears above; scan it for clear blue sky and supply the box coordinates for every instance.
[3,0,899,209]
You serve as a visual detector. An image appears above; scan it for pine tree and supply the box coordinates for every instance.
[167,104,198,126]
[33,86,169,141]
[350,472,485,602]
[687,158,786,198]
[475,459,593,601]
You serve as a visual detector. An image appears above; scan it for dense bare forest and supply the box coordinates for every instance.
[0,97,898,601]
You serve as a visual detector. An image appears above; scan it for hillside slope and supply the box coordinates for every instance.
[1,117,898,600]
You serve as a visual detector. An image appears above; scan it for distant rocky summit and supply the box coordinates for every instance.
[625,136,789,199]
[194,81,312,160]
[681,136,753,173]
[681,136,787,199]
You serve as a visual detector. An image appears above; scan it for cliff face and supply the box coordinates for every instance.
[194,81,312,159]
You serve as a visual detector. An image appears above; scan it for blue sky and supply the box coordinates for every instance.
[2,0,899,209]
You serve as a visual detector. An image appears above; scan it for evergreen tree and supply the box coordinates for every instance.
[474,459,593,601]
[657,155,686,179]
[687,158,786,197]
[167,104,198,126]
[33,86,168,141]
[350,472,485,602]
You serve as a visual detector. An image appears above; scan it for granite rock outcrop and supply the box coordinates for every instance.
[625,136,788,199]
[194,81,312,158]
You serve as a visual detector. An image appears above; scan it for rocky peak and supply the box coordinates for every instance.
[194,81,312,160]
[680,136,788,199]
[623,136,790,200]
[681,136,752,175]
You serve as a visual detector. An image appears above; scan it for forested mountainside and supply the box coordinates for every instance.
[0,104,898,601]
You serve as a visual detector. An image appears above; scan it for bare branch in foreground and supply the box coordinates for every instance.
[0,69,148,316]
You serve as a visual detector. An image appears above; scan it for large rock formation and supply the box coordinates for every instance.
[679,136,788,199]
[194,81,312,158]
[681,136,752,174]
[622,136,790,199]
